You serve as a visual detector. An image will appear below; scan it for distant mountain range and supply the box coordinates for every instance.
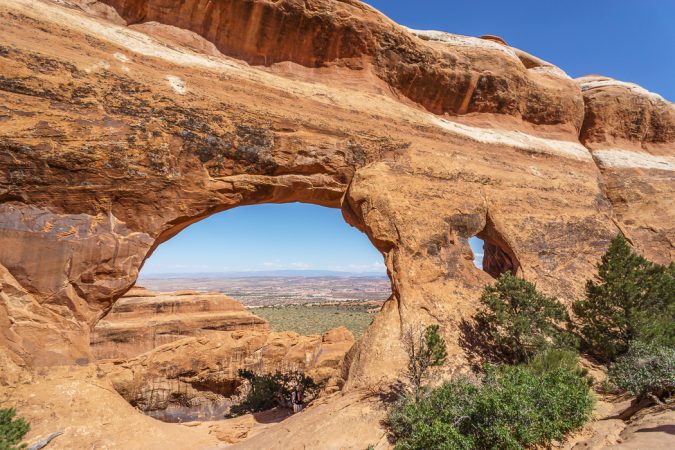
[139,269,388,279]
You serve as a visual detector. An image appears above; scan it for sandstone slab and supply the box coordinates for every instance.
[91,288,268,359]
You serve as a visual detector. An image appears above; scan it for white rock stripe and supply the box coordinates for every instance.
[577,79,668,103]
[407,27,572,80]
[165,75,187,95]
[404,27,520,61]
[8,0,238,71]
[431,116,593,161]
[591,149,675,171]
[528,65,571,80]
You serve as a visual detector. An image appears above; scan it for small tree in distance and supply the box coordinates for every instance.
[402,324,447,402]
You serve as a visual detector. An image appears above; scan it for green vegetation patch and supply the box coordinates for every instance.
[228,369,319,417]
[0,407,29,450]
[386,364,594,450]
[609,341,675,401]
[250,302,378,338]
[573,235,674,362]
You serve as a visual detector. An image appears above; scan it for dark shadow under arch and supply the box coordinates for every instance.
[476,215,520,278]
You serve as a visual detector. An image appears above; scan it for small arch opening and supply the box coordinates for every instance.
[469,236,485,270]
[469,218,520,278]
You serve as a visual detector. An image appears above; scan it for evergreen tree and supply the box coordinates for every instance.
[0,407,29,450]
[473,273,573,364]
[573,235,674,362]
[403,324,448,402]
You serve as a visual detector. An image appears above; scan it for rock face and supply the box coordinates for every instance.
[576,75,675,265]
[91,287,268,359]
[103,326,355,422]
[100,0,585,125]
[0,0,673,448]
[90,287,353,422]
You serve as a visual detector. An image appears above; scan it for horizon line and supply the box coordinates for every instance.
[139,269,389,278]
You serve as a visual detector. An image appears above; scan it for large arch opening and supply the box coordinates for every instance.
[92,202,391,423]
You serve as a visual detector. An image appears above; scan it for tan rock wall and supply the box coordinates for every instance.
[103,327,355,420]
[101,0,585,126]
[0,0,672,394]
[90,289,269,359]
[577,76,675,264]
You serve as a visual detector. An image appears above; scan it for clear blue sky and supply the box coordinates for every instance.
[365,0,674,101]
[141,203,389,275]
[142,2,669,276]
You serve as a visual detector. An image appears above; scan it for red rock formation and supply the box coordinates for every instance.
[577,75,675,264]
[91,287,268,359]
[104,326,355,421]
[0,0,672,379]
[0,0,673,447]
[100,0,584,126]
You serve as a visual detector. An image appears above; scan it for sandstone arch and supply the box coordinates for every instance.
[1,1,674,447]
[0,0,673,399]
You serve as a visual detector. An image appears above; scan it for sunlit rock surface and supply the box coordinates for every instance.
[102,325,354,423]
[91,287,268,359]
[0,0,673,448]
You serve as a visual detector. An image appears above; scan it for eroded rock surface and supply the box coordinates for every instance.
[103,326,354,422]
[0,0,673,448]
[577,75,675,264]
[91,287,268,359]
[89,287,353,422]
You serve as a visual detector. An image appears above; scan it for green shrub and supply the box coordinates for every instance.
[386,377,478,450]
[526,348,590,382]
[609,341,675,401]
[595,379,621,395]
[402,324,447,401]
[573,235,674,362]
[386,365,593,450]
[0,407,29,450]
[526,348,579,374]
[227,369,319,417]
[633,299,675,348]
[472,273,574,364]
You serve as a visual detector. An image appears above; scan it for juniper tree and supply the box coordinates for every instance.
[403,324,448,402]
[473,273,573,364]
[573,235,674,362]
[0,407,29,450]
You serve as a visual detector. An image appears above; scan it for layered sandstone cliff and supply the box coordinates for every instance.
[91,287,268,359]
[103,326,354,422]
[0,0,673,448]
